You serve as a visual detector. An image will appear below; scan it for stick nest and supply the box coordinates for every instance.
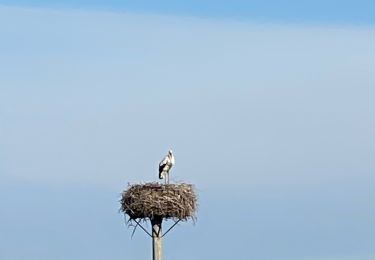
[120,183,197,221]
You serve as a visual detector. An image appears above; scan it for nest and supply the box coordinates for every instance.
[120,183,197,222]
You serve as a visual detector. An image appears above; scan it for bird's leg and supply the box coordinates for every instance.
[167,173,170,184]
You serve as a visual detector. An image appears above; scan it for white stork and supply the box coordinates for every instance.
[159,150,175,184]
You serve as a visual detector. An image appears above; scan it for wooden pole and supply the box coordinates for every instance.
[151,216,163,260]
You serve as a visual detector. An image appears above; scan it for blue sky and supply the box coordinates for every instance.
[1,0,375,25]
[1,2,375,260]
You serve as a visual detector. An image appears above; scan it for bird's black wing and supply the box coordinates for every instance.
[159,163,166,179]
[159,163,165,174]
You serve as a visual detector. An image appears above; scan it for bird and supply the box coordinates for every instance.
[159,150,175,184]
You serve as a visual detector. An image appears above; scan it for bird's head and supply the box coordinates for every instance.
[168,150,173,155]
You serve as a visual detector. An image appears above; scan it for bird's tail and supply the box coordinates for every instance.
[159,171,164,180]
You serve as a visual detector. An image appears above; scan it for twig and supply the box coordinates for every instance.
[132,218,152,237]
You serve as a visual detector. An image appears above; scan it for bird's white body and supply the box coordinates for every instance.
[159,150,175,184]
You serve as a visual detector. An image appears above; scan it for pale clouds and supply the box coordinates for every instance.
[1,5,375,191]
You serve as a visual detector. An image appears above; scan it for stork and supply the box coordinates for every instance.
[159,150,175,184]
